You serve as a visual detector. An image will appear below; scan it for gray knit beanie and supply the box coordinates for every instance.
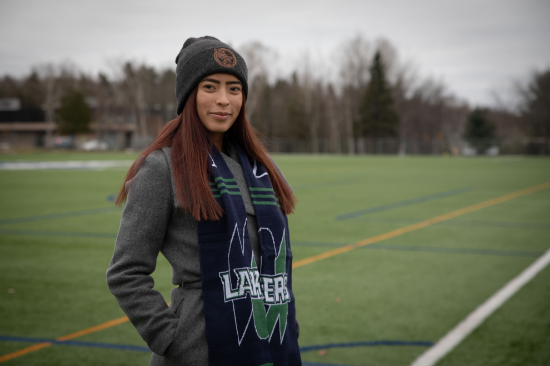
[175,36,248,115]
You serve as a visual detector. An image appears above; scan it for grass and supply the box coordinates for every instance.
[0,150,139,162]
[0,153,549,365]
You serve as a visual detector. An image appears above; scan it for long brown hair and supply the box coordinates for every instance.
[115,87,297,221]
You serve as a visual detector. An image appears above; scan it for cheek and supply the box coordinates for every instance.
[232,95,243,114]
[196,91,212,115]
[195,98,211,129]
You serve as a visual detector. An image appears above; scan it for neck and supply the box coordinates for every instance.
[209,131,226,154]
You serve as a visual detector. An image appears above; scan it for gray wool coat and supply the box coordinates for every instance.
[106,143,296,366]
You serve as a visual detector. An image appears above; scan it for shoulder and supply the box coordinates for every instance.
[136,149,171,177]
[128,150,172,194]
[145,149,170,167]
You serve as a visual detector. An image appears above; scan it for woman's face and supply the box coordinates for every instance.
[196,73,243,141]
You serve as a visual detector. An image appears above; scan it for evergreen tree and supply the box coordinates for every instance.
[519,70,550,139]
[57,88,91,135]
[359,51,399,137]
[518,69,550,154]
[464,108,496,153]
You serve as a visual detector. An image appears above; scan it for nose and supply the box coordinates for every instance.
[216,88,229,107]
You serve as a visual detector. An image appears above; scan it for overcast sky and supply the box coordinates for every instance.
[1,0,549,107]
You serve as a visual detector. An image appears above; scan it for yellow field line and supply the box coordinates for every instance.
[293,181,550,268]
[0,316,130,363]
[1,181,549,363]
[56,316,130,341]
[0,343,52,363]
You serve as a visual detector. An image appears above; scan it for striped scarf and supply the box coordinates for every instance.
[197,140,301,366]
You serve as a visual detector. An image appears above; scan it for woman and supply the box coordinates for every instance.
[106,36,301,366]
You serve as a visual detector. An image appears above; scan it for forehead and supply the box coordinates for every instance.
[200,73,240,82]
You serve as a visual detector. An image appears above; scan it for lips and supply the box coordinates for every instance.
[210,112,231,121]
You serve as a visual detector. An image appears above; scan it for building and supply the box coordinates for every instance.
[0,98,138,150]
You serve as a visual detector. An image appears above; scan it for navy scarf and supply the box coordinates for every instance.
[197,140,301,366]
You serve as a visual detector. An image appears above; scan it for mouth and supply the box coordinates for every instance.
[209,112,231,121]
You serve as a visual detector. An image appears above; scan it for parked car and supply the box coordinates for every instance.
[82,139,108,151]
[54,136,75,148]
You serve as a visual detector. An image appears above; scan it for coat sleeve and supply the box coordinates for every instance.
[106,151,178,355]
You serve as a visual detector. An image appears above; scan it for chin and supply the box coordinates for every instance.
[212,125,231,133]
[204,125,229,136]
[208,121,234,133]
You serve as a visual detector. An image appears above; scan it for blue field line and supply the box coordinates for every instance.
[0,232,544,258]
[0,335,431,357]
[335,186,473,220]
[0,335,150,352]
[0,207,121,226]
[300,340,433,353]
[0,229,117,238]
[293,178,361,191]
[292,241,543,257]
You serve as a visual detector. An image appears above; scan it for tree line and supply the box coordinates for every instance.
[0,36,548,154]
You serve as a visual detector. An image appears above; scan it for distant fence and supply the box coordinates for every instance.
[264,138,549,155]
[88,134,547,155]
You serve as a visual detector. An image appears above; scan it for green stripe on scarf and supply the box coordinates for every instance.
[252,201,280,206]
[211,182,239,188]
[220,189,241,196]
[249,187,273,192]
[214,177,236,182]
[211,188,241,196]
[250,194,276,199]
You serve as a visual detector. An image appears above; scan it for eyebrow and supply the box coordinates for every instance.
[201,77,242,86]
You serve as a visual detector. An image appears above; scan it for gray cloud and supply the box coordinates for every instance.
[1,0,549,106]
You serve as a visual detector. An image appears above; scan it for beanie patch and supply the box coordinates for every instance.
[213,48,237,68]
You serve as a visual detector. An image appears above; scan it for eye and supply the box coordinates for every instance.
[203,84,215,90]
[230,86,241,92]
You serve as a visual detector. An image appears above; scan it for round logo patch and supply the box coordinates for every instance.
[213,48,237,68]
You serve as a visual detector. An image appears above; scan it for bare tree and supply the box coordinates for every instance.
[336,35,372,154]
[125,62,147,140]
[326,84,342,153]
[442,99,469,155]
[107,60,155,147]
[296,52,322,153]
[238,41,277,120]
[374,38,400,83]
[338,35,372,89]
[34,64,59,149]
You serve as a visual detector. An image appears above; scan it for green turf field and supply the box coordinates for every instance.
[1,153,549,366]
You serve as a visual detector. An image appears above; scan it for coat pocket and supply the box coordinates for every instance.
[169,287,186,317]
[162,288,209,365]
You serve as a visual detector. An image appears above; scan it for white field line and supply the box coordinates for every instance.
[0,161,133,170]
[410,247,550,366]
